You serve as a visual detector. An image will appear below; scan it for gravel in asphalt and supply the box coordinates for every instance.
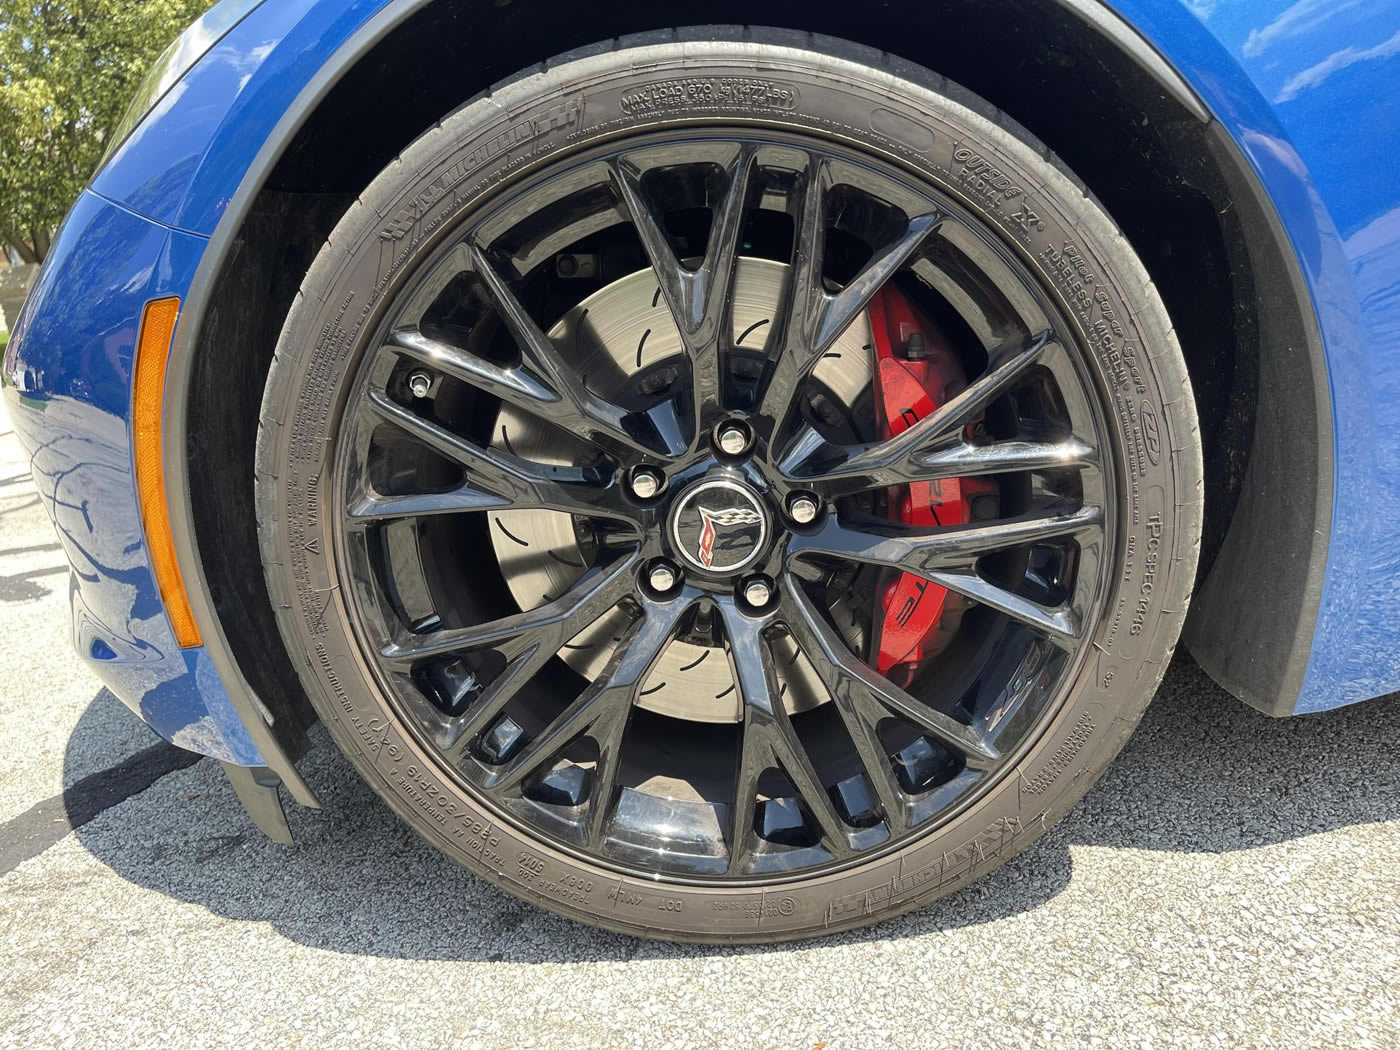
[1,405,1397,1050]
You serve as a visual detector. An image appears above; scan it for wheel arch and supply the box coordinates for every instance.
[172,0,1332,773]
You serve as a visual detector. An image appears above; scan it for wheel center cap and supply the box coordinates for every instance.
[669,478,770,575]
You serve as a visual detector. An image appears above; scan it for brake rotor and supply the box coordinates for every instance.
[489,258,872,722]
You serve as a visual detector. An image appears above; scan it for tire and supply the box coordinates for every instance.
[255,28,1202,943]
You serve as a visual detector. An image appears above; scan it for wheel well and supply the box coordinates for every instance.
[189,0,1294,743]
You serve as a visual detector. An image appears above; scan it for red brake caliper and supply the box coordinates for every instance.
[867,286,996,687]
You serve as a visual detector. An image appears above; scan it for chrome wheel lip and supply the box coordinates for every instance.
[329,125,1119,887]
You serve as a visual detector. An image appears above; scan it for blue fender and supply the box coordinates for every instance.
[6,0,1399,785]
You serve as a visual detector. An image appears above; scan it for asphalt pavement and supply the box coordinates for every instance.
[1,403,1397,1050]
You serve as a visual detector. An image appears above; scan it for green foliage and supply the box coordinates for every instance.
[0,0,207,262]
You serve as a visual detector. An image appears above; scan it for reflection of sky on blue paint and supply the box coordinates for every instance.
[1199,0,1400,708]
[1190,0,1400,236]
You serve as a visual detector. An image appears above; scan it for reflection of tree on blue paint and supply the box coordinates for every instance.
[0,192,259,764]
[20,202,157,406]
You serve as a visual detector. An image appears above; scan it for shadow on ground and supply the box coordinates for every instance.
[64,656,1400,962]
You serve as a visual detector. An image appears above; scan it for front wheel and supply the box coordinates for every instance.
[255,30,1201,942]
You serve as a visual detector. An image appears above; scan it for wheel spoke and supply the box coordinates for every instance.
[398,553,641,764]
[583,699,631,845]
[717,597,854,870]
[781,330,1060,493]
[609,145,758,433]
[814,211,942,360]
[365,389,634,522]
[751,154,829,430]
[785,431,1096,498]
[381,550,640,667]
[912,437,1098,479]
[780,582,999,773]
[388,327,556,408]
[346,485,511,522]
[466,245,683,459]
[758,156,940,428]
[923,568,1086,641]
[788,505,1103,641]
[488,593,694,807]
[791,504,1104,574]
[778,612,911,832]
[727,695,770,876]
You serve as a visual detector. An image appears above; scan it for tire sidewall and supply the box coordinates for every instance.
[257,37,1201,942]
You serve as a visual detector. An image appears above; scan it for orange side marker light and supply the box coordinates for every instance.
[132,296,203,648]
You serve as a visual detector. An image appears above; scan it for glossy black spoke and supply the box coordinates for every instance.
[466,245,683,460]
[346,485,511,522]
[814,212,942,359]
[789,505,1103,641]
[776,611,910,833]
[766,154,830,389]
[609,146,757,435]
[780,582,1000,774]
[388,327,557,409]
[758,158,940,430]
[791,504,1104,575]
[381,550,641,668]
[397,554,642,762]
[750,155,831,435]
[922,568,1085,642]
[486,594,695,827]
[781,330,1060,494]
[910,437,1098,479]
[365,389,635,523]
[718,598,854,871]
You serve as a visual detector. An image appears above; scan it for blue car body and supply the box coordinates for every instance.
[5,0,1399,792]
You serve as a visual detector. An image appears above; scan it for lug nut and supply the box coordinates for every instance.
[716,422,751,456]
[742,577,773,609]
[787,493,820,525]
[648,562,680,594]
[407,371,433,399]
[629,468,664,500]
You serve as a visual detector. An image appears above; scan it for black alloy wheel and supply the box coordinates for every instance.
[257,31,1201,941]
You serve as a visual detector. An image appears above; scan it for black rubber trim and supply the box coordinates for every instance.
[220,763,294,845]
[1044,2,1329,713]
[159,2,430,813]
[1051,0,1210,123]
[594,6,1210,129]
[1179,122,1334,716]
[162,0,1331,805]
